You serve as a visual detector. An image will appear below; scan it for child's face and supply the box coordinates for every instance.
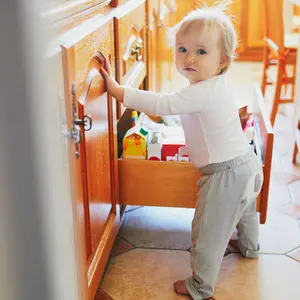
[175,24,226,84]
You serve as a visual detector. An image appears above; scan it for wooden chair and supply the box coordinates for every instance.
[261,0,298,126]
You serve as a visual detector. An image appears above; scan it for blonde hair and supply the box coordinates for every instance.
[169,1,237,73]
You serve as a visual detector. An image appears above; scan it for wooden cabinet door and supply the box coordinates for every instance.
[245,0,265,49]
[156,0,173,92]
[146,0,160,91]
[61,18,119,300]
[114,1,147,117]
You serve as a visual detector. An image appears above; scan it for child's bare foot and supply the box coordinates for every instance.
[173,280,190,296]
[228,239,240,252]
[174,279,215,299]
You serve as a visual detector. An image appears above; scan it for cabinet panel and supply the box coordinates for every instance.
[156,1,172,91]
[114,1,147,117]
[115,2,146,81]
[146,0,160,91]
[246,0,265,48]
[81,71,112,257]
[61,17,119,300]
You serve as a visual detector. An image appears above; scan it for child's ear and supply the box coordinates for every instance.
[217,63,227,74]
[221,55,229,67]
[218,56,229,74]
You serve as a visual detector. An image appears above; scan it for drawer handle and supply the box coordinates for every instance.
[131,44,143,61]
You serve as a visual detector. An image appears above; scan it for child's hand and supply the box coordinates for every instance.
[102,55,113,77]
[100,56,124,102]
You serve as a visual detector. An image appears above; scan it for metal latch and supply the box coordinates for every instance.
[64,83,93,159]
[74,115,92,131]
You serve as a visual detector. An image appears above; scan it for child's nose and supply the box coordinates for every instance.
[185,53,195,64]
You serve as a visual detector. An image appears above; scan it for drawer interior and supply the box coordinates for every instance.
[117,107,200,208]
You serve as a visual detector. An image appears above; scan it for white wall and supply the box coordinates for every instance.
[0,1,81,299]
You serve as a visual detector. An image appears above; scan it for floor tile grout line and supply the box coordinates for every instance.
[117,235,137,248]
[124,245,192,252]
[276,203,300,220]
[288,183,299,205]
[124,206,144,213]
[97,288,113,300]
[259,251,290,255]
[285,254,300,264]
[285,245,300,255]
[113,245,232,255]
[111,247,136,258]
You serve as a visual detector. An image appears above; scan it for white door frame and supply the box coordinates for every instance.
[0,1,83,299]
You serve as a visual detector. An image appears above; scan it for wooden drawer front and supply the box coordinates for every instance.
[111,0,130,7]
[252,85,274,224]
[61,18,120,299]
[119,160,200,207]
[119,85,273,225]
[115,2,147,85]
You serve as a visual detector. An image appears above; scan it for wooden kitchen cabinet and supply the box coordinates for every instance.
[45,1,272,299]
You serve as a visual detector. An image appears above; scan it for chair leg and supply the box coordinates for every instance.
[270,63,283,126]
[292,64,297,100]
[293,121,300,164]
[261,46,269,96]
[292,142,298,164]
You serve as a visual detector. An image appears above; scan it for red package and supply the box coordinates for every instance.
[161,144,184,161]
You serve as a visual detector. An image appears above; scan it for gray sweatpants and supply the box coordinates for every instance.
[185,150,263,300]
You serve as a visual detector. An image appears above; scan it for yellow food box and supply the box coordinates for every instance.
[123,127,148,159]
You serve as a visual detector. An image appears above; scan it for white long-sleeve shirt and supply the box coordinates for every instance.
[123,74,250,168]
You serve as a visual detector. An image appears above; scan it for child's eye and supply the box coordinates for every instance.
[178,46,187,53]
[197,49,207,55]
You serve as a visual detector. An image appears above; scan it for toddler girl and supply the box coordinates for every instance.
[101,1,263,299]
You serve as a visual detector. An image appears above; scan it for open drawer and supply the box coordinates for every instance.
[118,85,274,224]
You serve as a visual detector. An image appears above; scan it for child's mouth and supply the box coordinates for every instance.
[183,68,196,72]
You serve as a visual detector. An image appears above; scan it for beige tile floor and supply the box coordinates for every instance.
[96,62,300,300]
